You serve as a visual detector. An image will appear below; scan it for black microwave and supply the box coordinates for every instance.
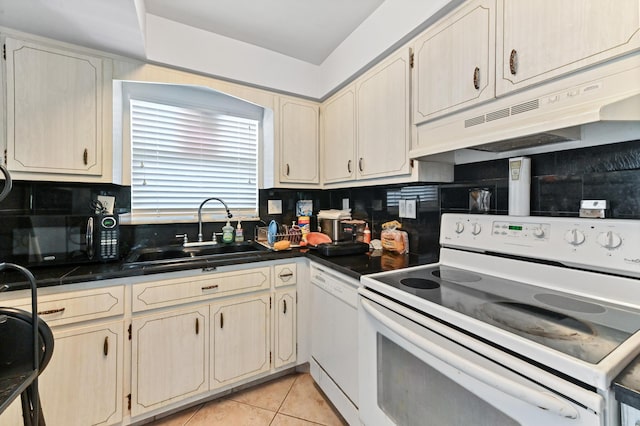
[0,215,120,267]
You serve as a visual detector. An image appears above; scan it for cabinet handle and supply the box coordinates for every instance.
[279,272,294,279]
[283,300,287,314]
[285,163,290,176]
[195,318,200,335]
[38,307,65,315]
[347,159,352,173]
[201,284,219,291]
[103,336,109,356]
[358,158,364,172]
[83,148,88,165]
[509,49,518,75]
[220,313,224,329]
[473,67,480,90]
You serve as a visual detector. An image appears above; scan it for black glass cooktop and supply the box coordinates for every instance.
[373,265,640,364]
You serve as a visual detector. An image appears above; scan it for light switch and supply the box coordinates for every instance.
[342,198,350,210]
[398,199,407,218]
[406,199,417,219]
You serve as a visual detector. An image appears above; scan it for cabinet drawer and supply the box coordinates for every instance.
[133,266,271,312]
[274,263,297,287]
[10,286,124,326]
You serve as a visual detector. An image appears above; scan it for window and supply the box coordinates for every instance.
[129,99,259,220]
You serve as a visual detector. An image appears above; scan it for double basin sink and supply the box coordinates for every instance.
[123,241,264,269]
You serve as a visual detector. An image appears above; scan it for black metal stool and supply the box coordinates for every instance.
[0,263,54,426]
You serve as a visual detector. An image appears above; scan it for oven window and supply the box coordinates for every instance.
[377,334,520,426]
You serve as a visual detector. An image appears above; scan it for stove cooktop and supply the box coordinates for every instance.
[373,263,640,365]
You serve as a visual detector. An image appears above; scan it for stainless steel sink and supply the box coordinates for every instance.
[123,242,262,268]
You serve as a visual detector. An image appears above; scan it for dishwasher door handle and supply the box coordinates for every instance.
[361,299,580,420]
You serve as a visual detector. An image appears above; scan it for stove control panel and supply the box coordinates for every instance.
[441,214,640,278]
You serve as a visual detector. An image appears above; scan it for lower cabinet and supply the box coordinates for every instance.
[274,288,297,368]
[131,306,209,417]
[210,293,271,389]
[40,321,124,426]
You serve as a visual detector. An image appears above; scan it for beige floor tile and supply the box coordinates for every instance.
[270,413,324,426]
[279,374,347,426]
[149,404,201,426]
[227,373,297,411]
[185,398,276,426]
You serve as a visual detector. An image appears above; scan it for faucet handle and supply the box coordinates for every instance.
[176,233,189,244]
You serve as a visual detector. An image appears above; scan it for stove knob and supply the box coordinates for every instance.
[532,227,545,238]
[471,223,482,235]
[455,222,465,234]
[564,229,585,246]
[597,231,622,249]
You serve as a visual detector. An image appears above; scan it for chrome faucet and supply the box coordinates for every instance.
[197,197,232,242]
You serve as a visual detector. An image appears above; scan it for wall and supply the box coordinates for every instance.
[1,139,639,258]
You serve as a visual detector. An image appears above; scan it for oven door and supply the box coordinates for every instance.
[358,289,604,426]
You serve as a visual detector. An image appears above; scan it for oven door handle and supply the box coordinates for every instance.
[361,299,580,420]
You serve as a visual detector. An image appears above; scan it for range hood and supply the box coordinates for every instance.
[411,55,640,163]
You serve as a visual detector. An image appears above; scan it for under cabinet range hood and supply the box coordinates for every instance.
[411,55,640,163]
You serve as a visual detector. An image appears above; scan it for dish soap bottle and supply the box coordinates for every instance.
[222,220,234,243]
[235,220,244,242]
[363,223,371,244]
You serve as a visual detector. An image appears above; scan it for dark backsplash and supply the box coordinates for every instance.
[2,139,639,256]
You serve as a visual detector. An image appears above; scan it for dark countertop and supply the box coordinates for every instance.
[614,354,640,410]
[0,243,440,291]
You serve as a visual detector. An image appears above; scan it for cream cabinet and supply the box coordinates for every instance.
[321,86,357,184]
[278,97,320,185]
[0,285,125,426]
[131,305,208,416]
[3,36,112,182]
[274,288,297,368]
[496,0,640,95]
[210,293,271,389]
[321,49,412,185]
[356,49,411,180]
[412,0,496,124]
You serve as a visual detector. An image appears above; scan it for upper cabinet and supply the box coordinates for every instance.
[321,86,357,184]
[4,37,113,182]
[496,0,640,95]
[278,97,320,185]
[356,49,412,180]
[412,0,496,124]
[321,49,425,186]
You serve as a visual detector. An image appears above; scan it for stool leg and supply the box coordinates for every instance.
[20,390,33,426]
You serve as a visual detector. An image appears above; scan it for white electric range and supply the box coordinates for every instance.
[359,214,640,426]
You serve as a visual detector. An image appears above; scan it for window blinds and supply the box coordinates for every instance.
[130,99,259,217]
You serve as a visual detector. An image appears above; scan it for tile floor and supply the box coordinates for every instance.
[148,373,347,426]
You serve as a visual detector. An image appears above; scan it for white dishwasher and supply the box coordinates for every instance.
[310,263,359,425]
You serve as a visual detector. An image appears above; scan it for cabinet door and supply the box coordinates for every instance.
[321,86,356,184]
[413,0,495,124]
[274,288,297,368]
[279,98,319,184]
[5,37,105,176]
[210,293,270,389]
[497,0,640,95]
[38,321,123,426]
[131,306,208,416]
[356,50,411,180]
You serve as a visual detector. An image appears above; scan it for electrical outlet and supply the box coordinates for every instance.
[398,199,407,218]
[406,199,417,219]
[342,198,350,210]
[97,195,115,214]
[268,200,282,215]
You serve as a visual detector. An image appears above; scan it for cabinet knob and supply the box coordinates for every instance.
[103,336,109,356]
[473,67,480,90]
[509,49,518,76]
[83,148,88,165]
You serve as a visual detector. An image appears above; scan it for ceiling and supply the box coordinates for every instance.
[0,0,386,65]
[145,0,386,65]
